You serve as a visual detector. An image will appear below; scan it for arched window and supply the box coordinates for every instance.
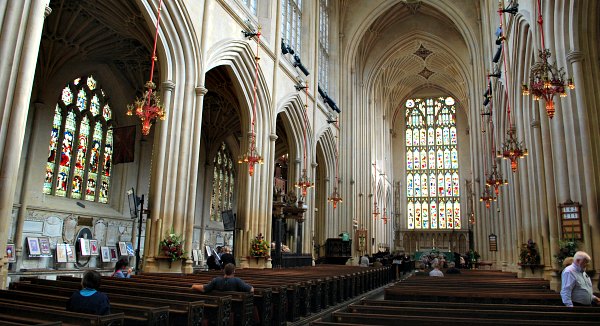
[406,97,460,230]
[282,0,302,53]
[210,142,235,222]
[241,0,257,15]
[318,0,330,91]
[44,75,113,203]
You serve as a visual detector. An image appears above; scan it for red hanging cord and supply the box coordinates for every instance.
[146,0,163,104]
[499,10,513,129]
[250,30,261,152]
[536,0,546,50]
[302,84,310,169]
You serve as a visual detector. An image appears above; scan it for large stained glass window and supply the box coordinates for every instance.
[281,0,302,54]
[44,75,113,203]
[406,97,461,230]
[210,142,235,222]
[241,0,257,15]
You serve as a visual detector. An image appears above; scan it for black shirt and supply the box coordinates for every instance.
[66,289,111,315]
[204,276,252,293]
[220,253,236,266]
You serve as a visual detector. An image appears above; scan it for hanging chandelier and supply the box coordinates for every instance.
[294,81,314,196]
[328,133,342,208]
[479,187,496,209]
[521,0,573,119]
[486,163,508,195]
[381,208,388,225]
[522,49,573,119]
[295,168,314,198]
[127,0,166,136]
[238,133,263,177]
[328,186,343,209]
[497,127,528,172]
[372,202,380,219]
[238,27,263,176]
[127,81,166,135]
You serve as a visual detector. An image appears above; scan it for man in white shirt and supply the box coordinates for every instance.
[560,251,599,307]
[429,263,444,277]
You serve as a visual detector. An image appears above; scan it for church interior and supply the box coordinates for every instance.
[1,0,600,323]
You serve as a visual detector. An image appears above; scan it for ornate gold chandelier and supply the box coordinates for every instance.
[127,0,166,136]
[479,187,496,209]
[486,163,508,195]
[497,127,528,173]
[521,0,573,119]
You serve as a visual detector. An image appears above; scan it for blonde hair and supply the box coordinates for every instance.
[562,256,574,267]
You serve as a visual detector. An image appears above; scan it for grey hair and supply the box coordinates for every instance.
[573,251,591,262]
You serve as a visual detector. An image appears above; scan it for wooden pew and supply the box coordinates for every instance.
[0,301,124,326]
[0,289,169,326]
[0,315,62,326]
[10,281,204,326]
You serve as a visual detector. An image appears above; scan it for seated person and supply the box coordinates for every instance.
[191,263,253,293]
[446,261,461,274]
[220,246,236,266]
[429,263,444,277]
[207,254,221,270]
[373,258,383,268]
[66,270,111,315]
[112,258,132,278]
[359,255,370,267]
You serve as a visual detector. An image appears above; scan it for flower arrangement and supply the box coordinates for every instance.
[250,233,270,257]
[160,231,186,262]
[555,239,578,267]
[519,239,541,265]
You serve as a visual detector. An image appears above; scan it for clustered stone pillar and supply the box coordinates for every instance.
[0,0,51,288]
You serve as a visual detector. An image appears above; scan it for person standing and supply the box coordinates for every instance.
[220,246,236,266]
[560,251,599,307]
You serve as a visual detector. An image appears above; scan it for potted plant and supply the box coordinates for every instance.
[519,239,542,272]
[160,231,186,267]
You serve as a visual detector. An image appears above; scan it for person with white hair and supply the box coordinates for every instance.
[560,251,599,307]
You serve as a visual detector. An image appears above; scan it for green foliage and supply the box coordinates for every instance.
[520,239,541,265]
[555,239,578,266]
[160,231,186,262]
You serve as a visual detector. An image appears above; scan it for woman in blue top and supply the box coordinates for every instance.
[66,270,110,315]
[112,258,132,278]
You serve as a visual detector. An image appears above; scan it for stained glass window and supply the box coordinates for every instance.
[282,0,302,54]
[210,142,235,222]
[318,0,329,92]
[43,75,113,203]
[406,97,461,230]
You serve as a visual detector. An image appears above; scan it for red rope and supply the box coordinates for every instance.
[302,84,309,169]
[537,0,546,50]
[250,30,261,152]
[499,10,513,129]
[146,0,163,104]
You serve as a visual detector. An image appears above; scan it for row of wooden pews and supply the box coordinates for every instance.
[4,264,390,326]
[313,269,600,325]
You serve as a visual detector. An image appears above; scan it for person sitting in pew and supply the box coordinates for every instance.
[219,246,236,266]
[560,251,599,307]
[112,258,132,278]
[429,263,444,277]
[445,261,461,274]
[66,270,111,315]
[191,263,254,293]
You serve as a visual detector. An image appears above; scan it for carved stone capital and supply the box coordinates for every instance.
[566,51,584,64]
[162,80,176,91]
[44,6,52,18]
[195,86,208,96]
[269,133,278,141]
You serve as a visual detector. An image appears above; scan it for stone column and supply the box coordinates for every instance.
[0,0,50,288]
[182,86,208,274]
[144,80,175,271]
[567,50,598,266]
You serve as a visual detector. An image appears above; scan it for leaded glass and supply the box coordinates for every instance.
[407,202,414,229]
[99,130,113,203]
[71,116,89,199]
[281,0,302,54]
[210,142,235,222]
[318,0,329,91]
[44,106,62,194]
[86,122,102,201]
[62,86,73,105]
[405,97,461,229]
[87,75,97,90]
[103,104,111,120]
[90,94,100,116]
[76,89,87,111]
